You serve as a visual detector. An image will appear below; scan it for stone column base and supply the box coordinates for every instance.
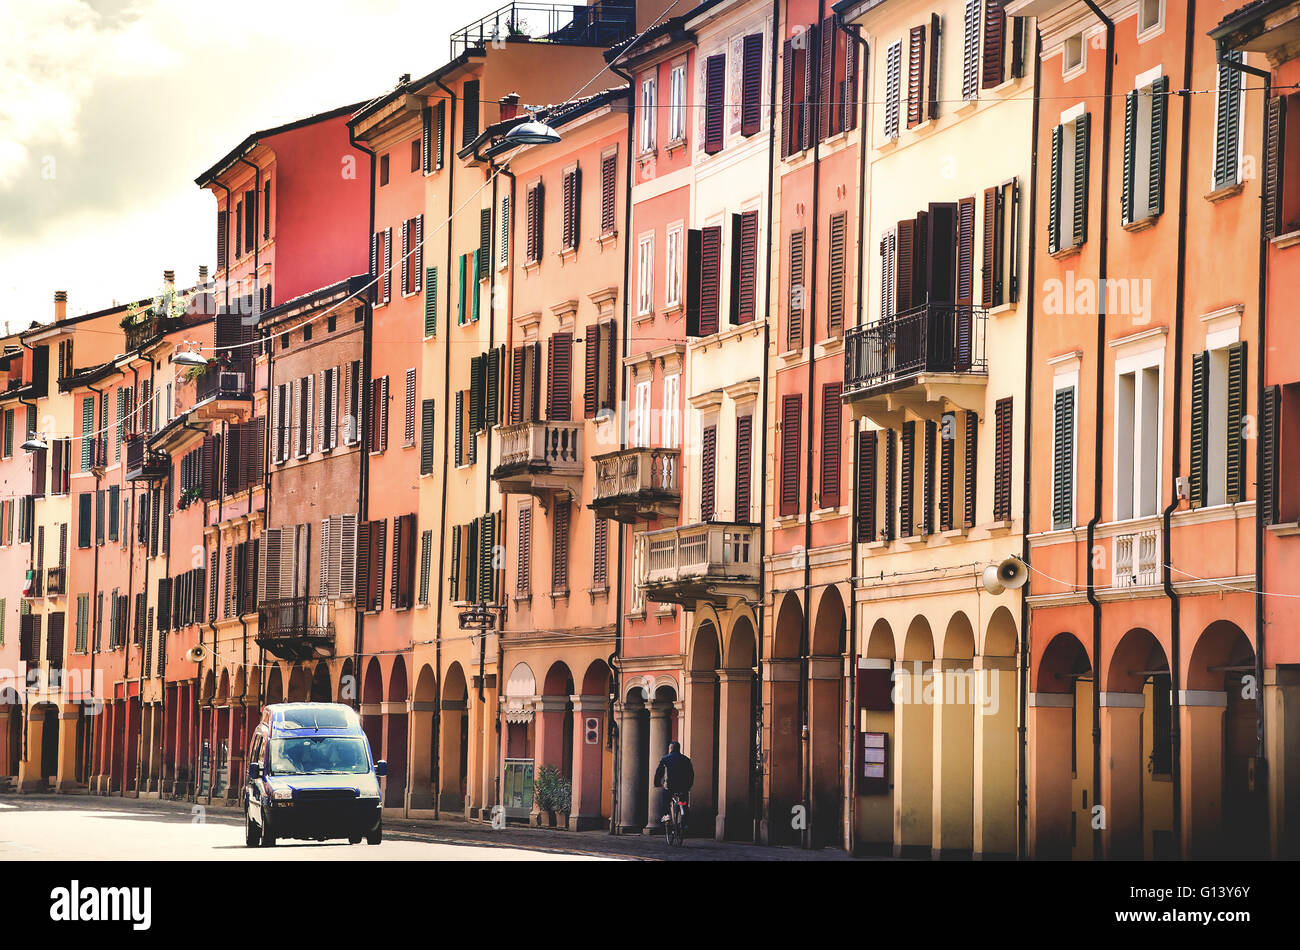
[568,814,604,832]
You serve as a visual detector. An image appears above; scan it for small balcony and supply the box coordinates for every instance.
[193,366,253,423]
[636,521,761,607]
[843,304,988,426]
[26,569,43,599]
[1112,527,1160,590]
[45,567,66,598]
[124,435,168,482]
[256,596,335,661]
[450,0,635,58]
[493,420,583,505]
[124,314,182,353]
[590,446,680,524]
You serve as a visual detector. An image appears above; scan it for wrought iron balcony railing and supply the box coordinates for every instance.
[124,314,182,353]
[124,435,168,481]
[450,0,635,58]
[256,596,335,661]
[195,367,252,403]
[591,446,679,523]
[844,303,988,398]
[45,566,66,597]
[636,521,760,606]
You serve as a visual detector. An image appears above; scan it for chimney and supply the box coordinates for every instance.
[198,265,209,285]
[53,291,67,322]
[163,269,175,290]
[500,93,521,121]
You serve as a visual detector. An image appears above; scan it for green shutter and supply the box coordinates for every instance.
[1149,76,1169,218]
[478,513,494,604]
[471,252,480,321]
[1074,113,1089,246]
[457,254,466,324]
[485,347,500,428]
[1262,385,1280,526]
[1053,387,1074,529]
[81,397,94,470]
[424,266,438,337]
[469,355,484,432]
[1226,341,1248,504]
[1122,90,1137,225]
[1049,124,1063,254]
[449,524,461,602]
[454,390,464,467]
[465,519,479,604]
[1215,52,1243,189]
[1189,350,1208,509]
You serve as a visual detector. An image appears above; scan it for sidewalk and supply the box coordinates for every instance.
[2,791,870,861]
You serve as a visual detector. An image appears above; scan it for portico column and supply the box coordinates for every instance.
[892,660,933,857]
[682,671,716,829]
[1027,691,1074,859]
[643,700,673,832]
[1100,692,1145,860]
[1180,691,1227,859]
[972,656,1017,858]
[438,698,466,812]
[715,669,753,841]
[931,659,974,859]
[409,700,436,810]
[570,695,606,830]
[55,704,81,792]
[0,709,11,780]
[1266,668,1300,859]
[615,698,645,834]
[16,708,45,793]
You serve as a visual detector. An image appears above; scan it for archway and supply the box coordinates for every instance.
[641,676,677,833]
[617,681,649,833]
[411,664,438,809]
[572,660,611,829]
[1185,620,1262,859]
[502,662,537,820]
[809,588,846,848]
[310,662,332,703]
[384,658,409,809]
[264,665,284,706]
[857,618,896,853]
[768,593,804,844]
[287,664,309,703]
[1030,631,1092,860]
[933,611,975,858]
[361,658,384,784]
[975,606,1018,858]
[1103,627,1173,860]
[538,662,575,787]
[718,614,757,841]
[439,662,469,812]
[894,616,935,856]
[686,619,722,836]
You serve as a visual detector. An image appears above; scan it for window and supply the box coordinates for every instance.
[662,374,680,449]
[906,20,937,129]
[993,396,1013,521]
[692,225,722,336]
[900,422,916,536]
[780,394,802,516]
[546,332,573,422]
[665,224,683,310]
[736,414,753,520]
[983,179,1020,308]
[369,376,389,455]
[741,32,763,137]
[411,138,421,173]
[379,153,390,187]
[390,513,417,610]
[981,0,1012,89]
[1264,94,1300,238]
[820,385,842,509]
[356,519,387,613]
[593,518,608,590]
[640,75,657,154]
[668,61,687,143]
[1115,363,1162,520]
[600,151,617,236]
[1190,342,1248,509]
[551,501,570,594]
[516,506,531,596]
[371,228,393,305]
[730,211,759,325]
[509,342,542,424]
[700,422,717,521]
[561,165,581,252]
[962,0,981,100]
[526,181,544,264]
[1062,32,1084,75]
[1049,112,1091,254]
[1214,50,1244,190]
[703,53,725,154]
[500,195,511,268]
[637,233,654,316]
[633,379,651,448]
[1137,0,1162,35]
[456,251,480,324]
[462,79,480,146]
[884,40,902,139]
[582,323,616,419]
[1121,75,1170,226]
[1053,385,1077,529]
[404,368,417,447]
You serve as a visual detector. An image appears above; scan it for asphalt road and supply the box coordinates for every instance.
[0,797,613,861]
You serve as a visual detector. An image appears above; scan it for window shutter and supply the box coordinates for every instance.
[844,29,859,133]
[404,368,417,445]
[736,415,753,521]
[781,38,795,159]
[856,431,877,542]
[423,265,438,337]
[1226,341,1248,505]
[928,14,942,121]
[993,397,1012,521]
[157,577,172,632]
[462,80,480,144]
[1215,53,1243,189]
[261,527,282,603]
[217,210,228,270]
[705,53,726,154]
[435,99,446,170]
[822,384,843,509]
[880,228,896,319]
[421,106,432,174]
[923,419,936,535]
[801,23,818,149]
[900,422,915,537]
[1149,76,1169,218]
[699,225,722,336]
[788,229,806,349]
[339,514,357,601]
[454,390,464,466]
[547,333,573,421]
[1053,388,1075,528]
[982,186,999,307]
[413,215,424,294]
[479,207,492,276]
[885,40,902,138]
[1122,90,1138,225]
[982,0,1006,90]
[382,228,392,304]
[510,346,526,425]
[962,0,981,100]
[685,229,703,336]
[477,512,495,604]
[551,503,570,593]
[603,322,617,411]
[600,154,617,234]
[1266,96,1286,238]
[1189,351,1208,509]
[828,213,847,335]
[517,507,532,595]
[418,528,433,605]
[78,493,92,548]
[449,524,461,602]
[819,17,836,139]
[736,211,759,324]
[584,323,600,418]
[701,424,717,521]
[401,219,410,295]
[420,399,436,476]
[487,347,501,427]
[390,516,403,609]
[1049,124,1063,254]
[742,32,764,137]
[895,218,915,313]
[940,415,955,531]
[372,520,386,612]
[964,411,978,527]
[1073,114,1090,246]
[356,520,372,611]
[780,394,802,516]
[1262,385,1280,526]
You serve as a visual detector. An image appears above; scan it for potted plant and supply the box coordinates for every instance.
[533,765,572,828]
[176,485,202,510]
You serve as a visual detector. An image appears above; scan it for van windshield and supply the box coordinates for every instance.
[269,736,371,775]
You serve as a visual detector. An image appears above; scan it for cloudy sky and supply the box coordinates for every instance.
[0,0,507,327]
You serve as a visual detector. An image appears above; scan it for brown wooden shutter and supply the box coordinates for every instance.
[821,383,843,509]
[844,29,859,133]
[551,501,570,593]
[601,153,617,234]
[1262,385,1280,526]
[982,0,1007,90]
[736,415,753,521]
[993,397,1012,521]
[801,23,817,149]
[856,430,877,542]
[780,394,802,516]
[547,332,573,421]
[1052,388,1075,529]
[701,424,717,521]
[705,54,726,154]
[562,169,576,250]
[907,24,926,129]
[699,225,722,336]
[737,211,759,324]
[928,13,942,121]
[895,218,916,313]
[923,419,936,535]
[900,421,915,536]
[940,415,955,531]
[742,33,764,137]
[510,346,525,425]
[981,186,998,307]
[528,342,542,422]
[788,229,806,349]
[819,16,836,140]
[685,229,703,336]
[828,212,847,335]
[964,411,978,527]
[1226,341,1248,504]
[1265,96,1286,239]
[584,323,600,418]
[781,38,795,159]
[603,321,618,411]
[1189,351,1208,509]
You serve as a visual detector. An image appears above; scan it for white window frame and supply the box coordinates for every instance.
[640,75,657,155]
[668,60,687,144]
[633,379,652,448]
[1128,68,1164,223]
[1137,0,1164,39]
[1062,32,1086,78]
[661,373,680,449]
[665,222,683,311]
[1112,341,1165,522]
[637,231,655,317]
[1052,368,1080,531]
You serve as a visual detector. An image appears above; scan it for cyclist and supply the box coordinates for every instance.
[653,740,694,826]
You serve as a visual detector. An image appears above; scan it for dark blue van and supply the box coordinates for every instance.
[242,703,387,847]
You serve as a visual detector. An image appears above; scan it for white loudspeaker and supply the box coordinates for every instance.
[982,565,1005,595]
[184,645,206,663]
[983,557,1029,595]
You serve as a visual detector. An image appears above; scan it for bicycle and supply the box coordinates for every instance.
[664,793,687,847]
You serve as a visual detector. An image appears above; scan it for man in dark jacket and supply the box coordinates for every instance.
[653,741,694,822]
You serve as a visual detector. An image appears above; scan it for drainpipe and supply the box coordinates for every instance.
[844,19,870,856]
[432,75,459,821]
[133,358,155,797]
[1081,0,1113,862]
[607,59,636,836]
[17,341,40,773]
[1217,38,1271,839]
[347,123,377,724]
[1017,25,1043,861]
[86,381,105,788]
[1153,2,1197,858]
[178,415,209,798]
[796,0,829,850]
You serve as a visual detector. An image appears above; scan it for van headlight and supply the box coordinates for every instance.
[271,786,295,801]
